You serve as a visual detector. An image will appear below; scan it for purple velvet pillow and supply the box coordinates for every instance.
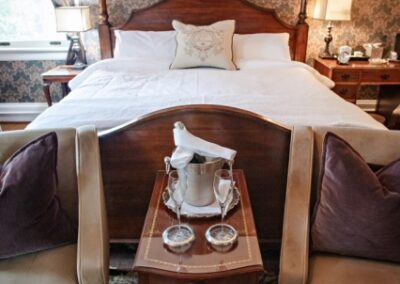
[311,132,400,263]
[0,132,77,259]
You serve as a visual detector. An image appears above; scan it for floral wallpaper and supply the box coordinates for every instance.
[0,61,63,102]
[1,0,399,102]
[307,0,400,64]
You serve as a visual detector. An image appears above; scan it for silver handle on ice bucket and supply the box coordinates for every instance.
[164,156,171,174]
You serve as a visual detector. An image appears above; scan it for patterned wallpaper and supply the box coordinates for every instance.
[0,61,63,103]
[307,0,400,64]
[1,0,399,102]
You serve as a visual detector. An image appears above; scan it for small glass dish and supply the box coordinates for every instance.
[205,224,238,252]
[162,224,195,253]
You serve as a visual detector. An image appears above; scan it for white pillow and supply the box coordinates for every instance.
[170,20,236,70]
[113,30,177,60]
[233,33,291,62]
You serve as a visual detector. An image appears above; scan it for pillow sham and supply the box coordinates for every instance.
[113,29,290,64]
[233,33,291,61]
[311,132,400,263]
[170,20,236,70]
[0,132,77,259]
[114,30,177,60]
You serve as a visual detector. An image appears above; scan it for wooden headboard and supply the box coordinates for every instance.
[98,0,308,62]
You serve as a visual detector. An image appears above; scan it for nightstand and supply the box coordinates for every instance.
[41,65,82,106]
[314,57,400,125]
[314,57,400,102]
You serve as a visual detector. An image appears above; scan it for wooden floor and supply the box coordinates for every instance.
[0,122,29,131]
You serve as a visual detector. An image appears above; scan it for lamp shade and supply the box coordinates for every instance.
[312,0,352,21]
[55,6,93,32]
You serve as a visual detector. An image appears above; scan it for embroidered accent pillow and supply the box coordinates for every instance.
[311,132,400,263]
[170,20,236,70]
[0,132,77,259]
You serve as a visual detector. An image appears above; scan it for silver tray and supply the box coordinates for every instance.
[162,187,240,218]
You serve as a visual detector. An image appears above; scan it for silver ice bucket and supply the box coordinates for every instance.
[165,155,224,207]
[178,157,224,207]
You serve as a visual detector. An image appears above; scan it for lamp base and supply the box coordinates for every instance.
[319,22,335,59]
[66,33,87,69]
[71,62,87,70]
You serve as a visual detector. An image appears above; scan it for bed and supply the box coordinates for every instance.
[27,0,384,131]
[27,58,385,130]
[27,0,386,264]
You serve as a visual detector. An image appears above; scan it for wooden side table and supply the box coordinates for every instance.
[41,65,81,106]
[133,170,264,284]
[313,57,400,124]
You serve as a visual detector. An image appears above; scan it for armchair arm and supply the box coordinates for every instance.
[76,126,109,284]
[279,126,313,284]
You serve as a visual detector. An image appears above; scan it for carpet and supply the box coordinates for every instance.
[109,272,137,284]
[109,270,277,284]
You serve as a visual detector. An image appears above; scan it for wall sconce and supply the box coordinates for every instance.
[312,0,353,58]
[55,6,93,69]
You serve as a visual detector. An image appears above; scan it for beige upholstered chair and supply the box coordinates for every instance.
[279,126,400,284]
[0,126,108,284]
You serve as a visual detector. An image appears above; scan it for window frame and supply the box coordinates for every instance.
[0,0,70,61]
[0,40,69,61]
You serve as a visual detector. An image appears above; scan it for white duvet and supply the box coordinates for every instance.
[27,58,385,130]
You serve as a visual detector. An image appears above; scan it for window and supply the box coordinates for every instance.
[0,0,69,60]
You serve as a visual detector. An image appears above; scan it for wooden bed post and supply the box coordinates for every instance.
[298,0,307,24]
[294,0,309,62]
[98,0,113,59]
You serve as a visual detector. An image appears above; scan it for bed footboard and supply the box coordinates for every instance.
[98,105,291,253]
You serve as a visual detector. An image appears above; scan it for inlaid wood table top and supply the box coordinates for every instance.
[133,170,263,281]
[41,65,81,79]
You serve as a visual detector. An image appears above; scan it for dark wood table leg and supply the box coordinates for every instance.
[42,82,52,106]
[61,83,71,98]
[377,85,400,128]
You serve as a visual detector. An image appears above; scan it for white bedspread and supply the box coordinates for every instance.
[27,58,385,130]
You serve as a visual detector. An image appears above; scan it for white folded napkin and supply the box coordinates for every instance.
[170,122,236,169]
[170,146,194,169]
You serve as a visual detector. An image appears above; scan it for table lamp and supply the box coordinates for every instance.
[312,0,352,58]
[55,6,93,69]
